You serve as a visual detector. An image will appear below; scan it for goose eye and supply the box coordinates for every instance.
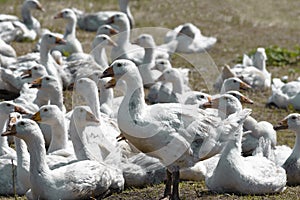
[43,108,48,112]
[160,61,164,64]
[20,121,25,126]
[233,80,237,83]
[45,77,50,81]
[49,34,53,38]
[33,67,37,70]
[117,63,122,67]
[17,116,20,119]
[291,116,297,120]
[6,103,11,107]
[104,26,108,29]
[103,37,107,40]
[200,95,204,99]
[80,109,83,113]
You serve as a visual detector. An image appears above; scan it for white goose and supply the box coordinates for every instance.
[72,0,134,31]
[107,13,144,65]
[2,119,124,200]
[100,59,252,199]
[91,34,117,68]
[267,78,300,110]
[164,23,217,53]
[96,24,119,36]
[53,8,83,56]
[274,113,300,185]
[0,0,44,43]
[205,95,286,195]
[31,105,75,157]
[220,77,252,94]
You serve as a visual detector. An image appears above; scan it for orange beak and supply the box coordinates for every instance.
[274,118,288,130]
[104,78,116,89]
[100,66,114,79]
[30,77,42,89]
[54,12,63,19]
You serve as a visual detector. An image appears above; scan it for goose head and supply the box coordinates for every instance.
[176,23,199,39]
[274,113,300,132]
[152,59,172,71]
[226,91,254,104]
[96,25,118,36]
[41,33,66,50]
[134,34,156,49]
[75,77,98,97]
[92,34,117,49]
[54,8,77,21]
[31,105,62,125]
[2,119,40,142]
[221,77,251,93]
[30,75,61,91]
[184,92,212,105]
[23,0,44,12]
[106,13,130,31]
[72,106,100,125]
[101,59,139,87]
[0,102,29,120]
[253,47,267,70]
[203,94,245,117]
[21,64,48,80]
[156,68,181,83]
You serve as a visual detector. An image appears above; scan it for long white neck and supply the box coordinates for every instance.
[49,87,65,113]
[40,45,59,78]
[64,18,76,39]
[93,46,108,67]
[220,125,243,159]
[118,71,146,126]
[15,137,30,192]
[21,3,33,29]
[119,0,134,28]
[0,117,11,155]
[171,76,184,94]
[85,86,101,120]
[290,130,300,159]
[47,116,68,153]
[116,23,130,47]
[69,116,96,161]
[143,47,155,65]
[100,86,113,108]
[24,131,51,177]
[253,56,266,71]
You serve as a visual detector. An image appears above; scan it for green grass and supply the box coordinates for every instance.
[1,0,300,199]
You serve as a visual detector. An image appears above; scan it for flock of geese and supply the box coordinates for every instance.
[0,0,299,200]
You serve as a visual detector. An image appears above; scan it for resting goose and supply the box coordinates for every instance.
[2,119,124,200]
[205,95,286,195]
[53,8,83,56]
[0,0,44,43]
[267,78,300,110]
[164,23,217,53]
[274,113,300,185]
[100,59,252,199]
[72,0,134,31]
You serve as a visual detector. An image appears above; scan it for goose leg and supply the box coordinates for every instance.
[171,168,180,200]
[163,169,172,198]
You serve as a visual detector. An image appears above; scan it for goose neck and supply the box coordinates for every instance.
[100,87,113,107]
[85,87,101,119]
[143,47,155,64]
[0,118,11,154]
[15,138,30,169]
[64,18,77,38]
[21,3,33,28]
[291,131,300,158]
[117,25,130,46]
[25,132,51,175]
[221,126,243,157]
[47,117,68,153]
[171,76,184,94]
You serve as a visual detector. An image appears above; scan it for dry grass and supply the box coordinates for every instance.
[1,0,300,199]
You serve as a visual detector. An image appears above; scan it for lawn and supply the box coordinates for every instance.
[0,0,300,199]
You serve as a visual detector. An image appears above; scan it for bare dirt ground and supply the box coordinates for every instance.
[0,0,300,199]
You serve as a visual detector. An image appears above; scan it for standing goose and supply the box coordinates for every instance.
[274,113,300,185]
[53,8,83,56]
[205,94,286,195]
[2,119,124,200]
[100,59,252,199]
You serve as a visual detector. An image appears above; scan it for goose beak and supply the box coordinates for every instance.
[100,66,114,79]
[30,77,42,89]
[110,28,118,35]
[240,95,254,104]
[106,16,114,24]
[7,116,17,131]
[156,74,164,82]
[14,106,29,114]
[54,12,63,19]
[104,78,116,89]
[202,98,219,109]
[36,3,45,12]
[55,37,66,45]
[2,124,16,136]
[86,111,100,124]
[240,81,252,90]
[274,118,288,130]
[20,69,32,79]
[31,111,41,122]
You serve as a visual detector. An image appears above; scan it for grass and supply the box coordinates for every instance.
[1,0,300,199]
